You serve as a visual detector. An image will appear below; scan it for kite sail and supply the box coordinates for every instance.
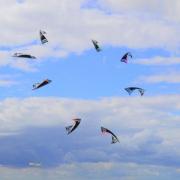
[13,53,36,59]
[101,127,119,144]
[121,52,132,63]
[92,39,101,52]
[32,79,52,90]
[40,30,48,44]
[125,87,145,96]
[65,118,81,135]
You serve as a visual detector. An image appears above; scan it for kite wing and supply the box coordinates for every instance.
[32,83,40,90]
[92,40,101,52]
[65,118,81,135]
[125,87,145,96]
[40,30,48,44]
[39,79,51,87]
[111,136,119,144]
[138,88,145,96]
[124,87,135,95]
[121,52,132,63]
[32,79,52,90]
[101,127,119,144]
[13,53,36,59]
[65,125,73,134]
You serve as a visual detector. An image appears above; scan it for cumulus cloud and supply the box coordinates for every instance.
[97,0,180,23]
[0,0,179,71]
[0,1,180,175]
[0,96,179,168]
[0,96,179,133]
[0,0,179,51]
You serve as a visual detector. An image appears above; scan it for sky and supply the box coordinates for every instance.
[0,0,180,179]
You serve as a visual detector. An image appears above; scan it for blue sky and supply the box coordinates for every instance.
[0,0,180,179]
[1,47,178,99]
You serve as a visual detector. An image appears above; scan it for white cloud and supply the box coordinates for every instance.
[0,51,38,72]
[0,95,179,132]
[0,79,17,87]
[0,162,178,180]
[0,0,179,71]
[0,74,18,87]
[0,0,179,51]
[139,73,180,83]
[0,96,179,152]
[0,96,179,169]
[134,57,180,66]
[97,0,180,23]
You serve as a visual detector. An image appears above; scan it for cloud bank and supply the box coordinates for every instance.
[0,96,179,169]
[0,0,179,69]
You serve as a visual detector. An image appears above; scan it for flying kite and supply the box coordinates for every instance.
[125,87,145,96]
[40,30,48,44]
[101,127,119,144]
[32,79,52,90]
[92,39,101,52]
[13,53,36,59]
[121,52,132,63]
[65,118,81,135]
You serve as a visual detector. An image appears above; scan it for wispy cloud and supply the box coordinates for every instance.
[0,162,179,180]
[0,74,18,87]
[134,57,180,66]
[138,73,180,83]
[0,79,17,87]
[0,51,38,72]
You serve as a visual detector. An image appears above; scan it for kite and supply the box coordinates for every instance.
[92,39,101,52]
[13,53,36,59]
[32,79,52,90]
[101,126,119,144]
[125,87,145,96]
[121,52,132,63]
[40,30,48,44]
[65,118,81,135]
